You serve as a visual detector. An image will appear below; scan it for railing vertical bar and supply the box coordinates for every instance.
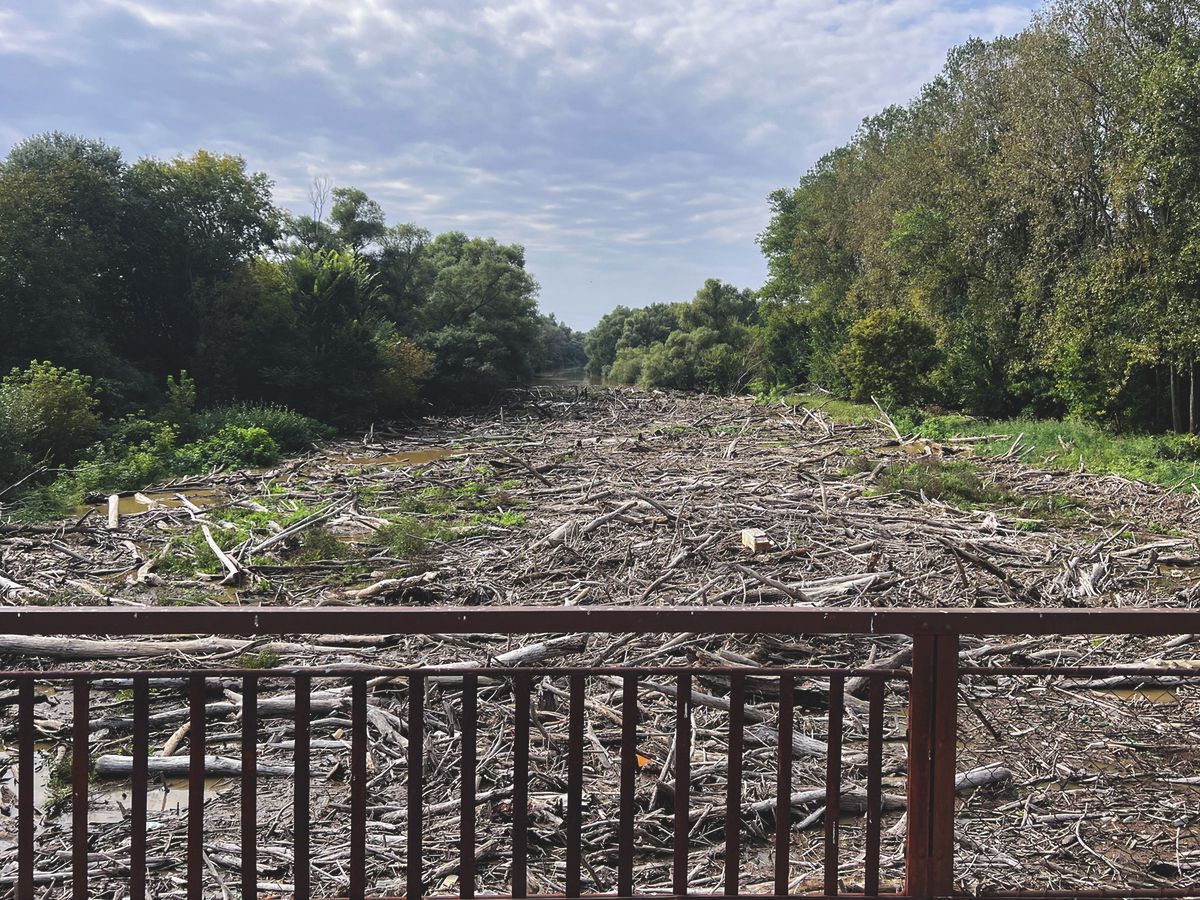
[408,672,425,900]
[824,673,844,896]
[188,674,205,900]
[241,674,259,900]
[461,673,478,900]
[72,677,89,900]
[673,672,691,897]
[565,672,584,898]
[131,675,149,900]
[619,674,637,898]
[724,673,744,897]
[294,673,311,900]
[930,635,959,897]
[906,636,935,898]
[865,675,884,897]
[774,673,794,897]
[350,675,367,900]
[18,677,34,900]
[512,673,531,899]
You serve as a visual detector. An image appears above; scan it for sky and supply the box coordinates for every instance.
[0,0,1038,329]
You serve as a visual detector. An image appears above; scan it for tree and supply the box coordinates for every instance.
[584,306,632,377]
[192,259,298,404]
[274,250,387,423]
[330,187,387,251]
[0,134,128,389]
[531,314,587,372]
[417,233,541,399]
[679,279,757,336]
[838,307,941,406]
[617,303,679,351]
[120,151,281,382]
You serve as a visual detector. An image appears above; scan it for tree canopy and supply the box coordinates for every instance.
[0,135,585,423]
[752,0,1200,430]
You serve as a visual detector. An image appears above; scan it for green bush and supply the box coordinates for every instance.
[0,424,31,487]
[918,414,977,441]
[608,347,647,384]
[174,425,280,471]
[67,421,180,497]
[0,361,100,465]
[191,403,332,452]
[1154,432,1200,461]
[161,370,197,427]
[837,307,941,406]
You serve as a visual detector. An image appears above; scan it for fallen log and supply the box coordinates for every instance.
[747,763,1012,820]
[0,634,326,660]
[340,569,441,600]
[202,524,246,586]
[92,690,344,732]
[95,754,293,777]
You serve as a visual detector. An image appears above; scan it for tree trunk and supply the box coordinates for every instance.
[1191,361,1196,435]
[1171,367,1181,433]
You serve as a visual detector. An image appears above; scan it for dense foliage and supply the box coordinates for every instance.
[588,280,757,393]
[757,0,1200,430]
[591,0,1200,435]
[0,134,585,510]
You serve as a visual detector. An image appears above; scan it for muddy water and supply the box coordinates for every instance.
[532,368,604,386]
[0,744,227,827]
[76,487,225,519]
[1105,686,1179,705]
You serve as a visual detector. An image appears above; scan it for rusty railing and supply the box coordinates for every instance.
[3,606,1200,899]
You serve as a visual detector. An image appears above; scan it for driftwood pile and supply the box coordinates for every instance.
[2,385,1200,895]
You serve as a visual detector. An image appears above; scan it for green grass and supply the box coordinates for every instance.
[235,648,281,669]
[872,459,1007,506]
[157,502,318,575]
[290,526,352,562]
[469,510,528,528]
[783,392,1200,492]
[782,392,880,425]
[373,515,456,557]
[864,458,1090,528]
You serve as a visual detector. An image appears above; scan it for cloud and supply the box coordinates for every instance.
[1,0,1038,327]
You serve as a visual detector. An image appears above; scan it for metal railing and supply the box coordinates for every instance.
[3,606,1200,900]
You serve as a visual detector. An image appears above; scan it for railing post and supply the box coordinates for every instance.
[906,633,958,900]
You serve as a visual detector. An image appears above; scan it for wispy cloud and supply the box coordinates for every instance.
[2,0,1038,327]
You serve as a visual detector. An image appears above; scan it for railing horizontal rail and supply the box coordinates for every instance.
[0,665,914,679]
[4,604,1200,634]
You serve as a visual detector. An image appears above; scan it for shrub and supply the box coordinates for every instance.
[837,307,941,406]
[1155,432,1200,461]
[608,347,647,384]
[918,414,977,441]
[0,361,100,465]
[0,427,31,487]
[292,526,351,562]
[161,371,197,427]
[65,421,180,497]
[173,425,280,471]
[191,403,332,452]
[375,329,434,415]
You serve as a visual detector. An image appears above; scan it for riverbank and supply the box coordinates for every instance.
[779,390,1200,493]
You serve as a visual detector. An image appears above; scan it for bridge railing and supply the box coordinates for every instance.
[3,606,1199,900]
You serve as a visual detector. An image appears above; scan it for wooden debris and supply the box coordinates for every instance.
[2,385,1200,894]
[740,527,775,554]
